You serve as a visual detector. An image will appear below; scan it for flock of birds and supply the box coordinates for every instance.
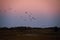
[25,11,37,21]
[2,8,37,22]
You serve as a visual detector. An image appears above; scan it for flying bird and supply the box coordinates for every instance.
[32,17,36,20]
[25,11,28,14]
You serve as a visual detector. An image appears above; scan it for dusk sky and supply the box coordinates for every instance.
[0,0,60,27]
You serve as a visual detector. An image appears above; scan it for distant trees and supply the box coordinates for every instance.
[47,26,59,32]
[54,26,58,32]
[0,26,59,32]
[0,27,8,30]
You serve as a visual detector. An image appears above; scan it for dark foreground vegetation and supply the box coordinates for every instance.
[0,26,60,40]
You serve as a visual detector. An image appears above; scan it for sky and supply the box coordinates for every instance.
[0,0,60,27]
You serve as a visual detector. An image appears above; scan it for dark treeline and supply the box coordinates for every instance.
[0,26,60,32]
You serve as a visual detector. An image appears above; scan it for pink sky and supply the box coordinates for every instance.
[1,0,58,12]
[0,0,59,27]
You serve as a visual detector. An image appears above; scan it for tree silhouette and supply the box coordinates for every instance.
[54,26,58,32]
